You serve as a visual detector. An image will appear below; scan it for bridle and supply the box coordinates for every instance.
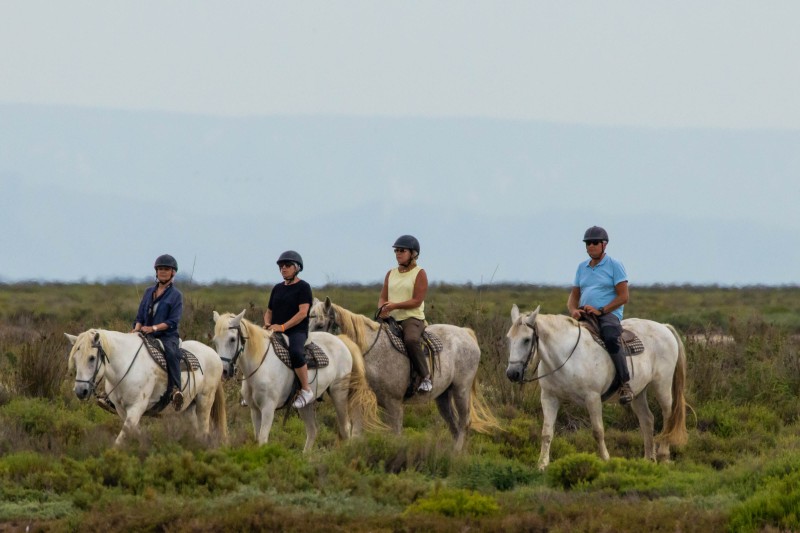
[221,323,270,381]
[74,335,145,399]
[514,318,582,383]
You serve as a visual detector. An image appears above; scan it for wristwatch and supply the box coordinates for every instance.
[153,325,158,332]
[598,307,605,315]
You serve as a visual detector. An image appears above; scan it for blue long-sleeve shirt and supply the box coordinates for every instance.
[134,283,183,338]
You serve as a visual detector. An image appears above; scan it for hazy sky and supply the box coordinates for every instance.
[3,2,799,129]
[1,2,798,287]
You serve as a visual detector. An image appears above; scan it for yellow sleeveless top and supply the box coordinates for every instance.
[387,265,425,321]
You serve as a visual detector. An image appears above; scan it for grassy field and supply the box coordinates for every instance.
[1,282,799,532]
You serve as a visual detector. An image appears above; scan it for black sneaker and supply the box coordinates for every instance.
[171,390,184,411]
[618,383,634,405]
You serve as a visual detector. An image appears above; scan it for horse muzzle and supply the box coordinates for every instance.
[74,383,92,400]
[506,364,525,383]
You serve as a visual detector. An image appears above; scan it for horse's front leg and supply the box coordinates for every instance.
[255,403,277,445]
[297,404,318,452]
[115,403,147,446]
[584,393,610,461]
[538,390,560,470]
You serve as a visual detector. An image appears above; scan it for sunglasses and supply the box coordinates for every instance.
[394,248,408,254]
[585,240,603,246]
[278,261,295,268]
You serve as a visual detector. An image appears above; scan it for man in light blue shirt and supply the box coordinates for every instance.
[567,226,633,404]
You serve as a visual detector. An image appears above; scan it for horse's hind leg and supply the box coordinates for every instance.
[383,398,404,435]
[629,389,656,461]
[450,385,472,452]
[435,388,459,439]
[653,382,675,462]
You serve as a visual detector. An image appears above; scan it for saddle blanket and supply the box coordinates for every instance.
[140,334,202,372]
[586,328,645,356]
[385,326,443,358]
[271,336,329,369]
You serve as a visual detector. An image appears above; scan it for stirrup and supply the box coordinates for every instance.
[97,397,116,414]
[618,383,634,405]
[171,390,184,411]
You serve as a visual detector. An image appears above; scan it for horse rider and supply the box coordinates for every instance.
[264,250,315,409]
[378,234,432,393]
[132,254,184,410]
[567,226,633,405]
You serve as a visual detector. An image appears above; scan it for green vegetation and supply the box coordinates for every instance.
[0,282,799,531]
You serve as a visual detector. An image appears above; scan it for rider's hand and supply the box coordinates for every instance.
[378,303,392,318]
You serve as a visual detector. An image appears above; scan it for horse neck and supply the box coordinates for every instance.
[240,319,271,369]
[334,304,379,353]
[535,314,581,364]
[98,330,143,377]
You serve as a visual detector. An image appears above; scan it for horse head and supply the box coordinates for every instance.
[65,330,106,400]
[212,309,247,380]
[505,304,540,383]
[309,296,337,333]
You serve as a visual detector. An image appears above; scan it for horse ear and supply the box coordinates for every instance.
[510,304,520,322]
[213,310,220,322]
[65,333,78,345]
[525,306,541,328]
[324,296,332,309]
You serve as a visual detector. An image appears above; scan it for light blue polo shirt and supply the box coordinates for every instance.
[573,254,628,320]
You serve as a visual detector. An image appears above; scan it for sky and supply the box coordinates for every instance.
[1,2,798,288]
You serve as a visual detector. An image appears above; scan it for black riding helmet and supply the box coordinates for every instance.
[392,235,420,254]
[582,226,609,243]
[276,250,303,272]
[154,254,178,272]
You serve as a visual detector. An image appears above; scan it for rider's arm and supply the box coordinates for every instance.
[567,287,582,319]
[600,281,629,315]
[381,269,428,314]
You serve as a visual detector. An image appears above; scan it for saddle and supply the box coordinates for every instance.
[579,314,645,356]
[140,334,202,372]
[137,334,202,416]
[270,335,329,370]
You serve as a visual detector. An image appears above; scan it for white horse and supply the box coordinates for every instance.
[506,305,687,469]
[212,310,381,452]
[66,329,227,446]
[309,297,500,451]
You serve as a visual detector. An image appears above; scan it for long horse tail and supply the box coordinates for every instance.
[464,328,503,435]
[210,378,229,444]
[658,324,688,447]
[339,334,386,433]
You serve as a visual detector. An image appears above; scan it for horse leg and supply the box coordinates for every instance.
[629,388,656,461]
[298,404,317,452]
[384,398,404,435]
[585,393,610,461]
[538,391,560,470]
[450,385,473,452]
[254,406,276,445]
[327,379,352,440]
[654,383,675,462]
[435,389,459,439]
[115,405,146,446]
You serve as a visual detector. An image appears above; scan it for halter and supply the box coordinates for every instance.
[516,319,582,383]
[223,324,272,381]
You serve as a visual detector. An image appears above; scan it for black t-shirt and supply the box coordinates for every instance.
[267,280,313,333]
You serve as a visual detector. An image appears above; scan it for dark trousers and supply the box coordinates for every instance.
[399,318,429,378]
[287,330,308,369]
[598,314,629,383]
[162,336,181,391]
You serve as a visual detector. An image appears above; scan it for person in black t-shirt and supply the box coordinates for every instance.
[264,250,314,408]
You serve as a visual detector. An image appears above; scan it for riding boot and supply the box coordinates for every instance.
[608,348,633,405]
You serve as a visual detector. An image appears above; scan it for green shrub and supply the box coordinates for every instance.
[546,452,601,490]
[728,469,800,532]
[452,456,537,491]
[404,487,500,518]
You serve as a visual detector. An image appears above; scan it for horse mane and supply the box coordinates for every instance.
[330,303,379,353]
[214,312,272,363]
[68,329,112,371]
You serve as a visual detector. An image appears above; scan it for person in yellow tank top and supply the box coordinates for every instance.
[378,234,432,393]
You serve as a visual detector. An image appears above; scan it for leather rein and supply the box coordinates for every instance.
[516,320,582,383]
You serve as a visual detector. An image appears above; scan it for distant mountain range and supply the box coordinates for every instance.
[1,104,797,286]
